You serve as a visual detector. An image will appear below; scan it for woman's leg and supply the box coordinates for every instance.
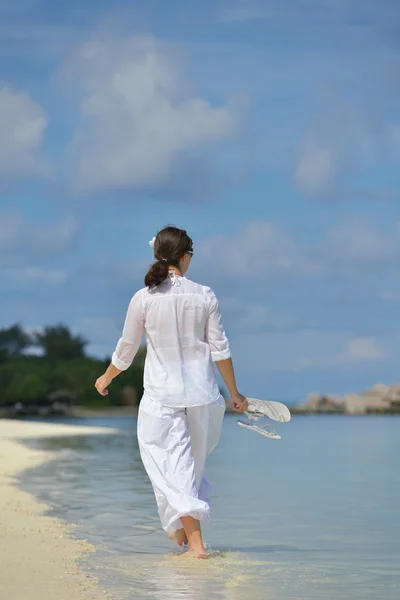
[172,396,225,550]
[184,396,226,554]
[174,528,188,546]
[187,395,226,499]
[137,396,211,548]
[180,516,207,558]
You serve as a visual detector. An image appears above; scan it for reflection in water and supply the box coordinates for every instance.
[90,550,277,600]
[21,415,400,600]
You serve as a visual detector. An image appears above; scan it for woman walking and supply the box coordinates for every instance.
[95,226,248,558]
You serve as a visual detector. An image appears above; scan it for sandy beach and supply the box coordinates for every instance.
[0,419,119,600]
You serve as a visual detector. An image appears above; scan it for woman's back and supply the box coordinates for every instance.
[112,273,231,407]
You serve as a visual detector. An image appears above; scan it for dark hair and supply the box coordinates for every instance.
[144,226,193,289]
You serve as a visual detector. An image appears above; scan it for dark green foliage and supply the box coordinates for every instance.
[0,324,31,361]
[34,324,87,361]
[0,324,144,408]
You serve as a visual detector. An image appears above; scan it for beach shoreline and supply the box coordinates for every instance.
[0,419,118,600]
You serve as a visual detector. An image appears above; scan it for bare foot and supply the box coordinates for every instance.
[188,547,208,559]
[180,516,207,558]
[175,528,188,547]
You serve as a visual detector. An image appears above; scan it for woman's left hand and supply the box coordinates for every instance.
[95,374,111,396]
[231,392,249,412]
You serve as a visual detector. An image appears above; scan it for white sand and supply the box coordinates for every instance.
[0,419,119,600]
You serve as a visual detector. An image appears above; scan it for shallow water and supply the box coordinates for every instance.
[22,414,400,600]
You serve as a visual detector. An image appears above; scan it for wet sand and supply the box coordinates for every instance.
[0,419,118,600]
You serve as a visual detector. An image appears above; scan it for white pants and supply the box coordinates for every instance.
[137,394,226,536]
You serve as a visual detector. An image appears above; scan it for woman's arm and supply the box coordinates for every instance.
[95,291,144,396]
[205,288,248,412]
[215,357,248,411]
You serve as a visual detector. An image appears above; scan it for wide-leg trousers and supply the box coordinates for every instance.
[137,394,226,536]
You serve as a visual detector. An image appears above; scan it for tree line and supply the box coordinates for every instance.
[0,324,144,408]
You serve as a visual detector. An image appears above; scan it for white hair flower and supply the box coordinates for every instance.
[148,236,156,249]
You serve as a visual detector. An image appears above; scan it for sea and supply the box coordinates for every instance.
[20,414,400,600]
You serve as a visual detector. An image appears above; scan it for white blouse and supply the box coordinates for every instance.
[112,273,231,407]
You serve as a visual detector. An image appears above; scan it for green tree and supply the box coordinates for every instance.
[0,361,48,404]
[35,325,87,361]
[0,324,31,361]
[0,323,146,410]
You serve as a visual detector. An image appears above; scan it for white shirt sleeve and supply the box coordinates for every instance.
[112,291,144,371]
[204,287,231,362]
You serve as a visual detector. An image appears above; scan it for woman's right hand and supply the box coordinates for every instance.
[95,373,111,396]
[231,392,248,412]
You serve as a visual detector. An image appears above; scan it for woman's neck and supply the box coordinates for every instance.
[168,267,183,277]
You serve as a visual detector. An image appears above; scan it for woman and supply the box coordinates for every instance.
[95,226,248,558]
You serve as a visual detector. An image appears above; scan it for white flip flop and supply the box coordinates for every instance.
[237,420,281,440]
[245,398,291,423]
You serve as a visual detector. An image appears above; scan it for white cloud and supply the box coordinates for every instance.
[65,34,236,193]
[292,84,400,199]
[0,86,47,181]
[194,217,400,288]
[219,296,269,332]
[294,136,335,196]
[231,330,385,374]
[196,220,317,280]
[339,337,384,362]
[323,219,400,265]
[3,267,67,286]
[235,303,269,331]
[0,211,79,267]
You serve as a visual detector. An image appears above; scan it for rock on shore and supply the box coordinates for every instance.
[299,383,400,414]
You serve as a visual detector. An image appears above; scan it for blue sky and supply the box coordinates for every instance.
[1,0,400,402]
